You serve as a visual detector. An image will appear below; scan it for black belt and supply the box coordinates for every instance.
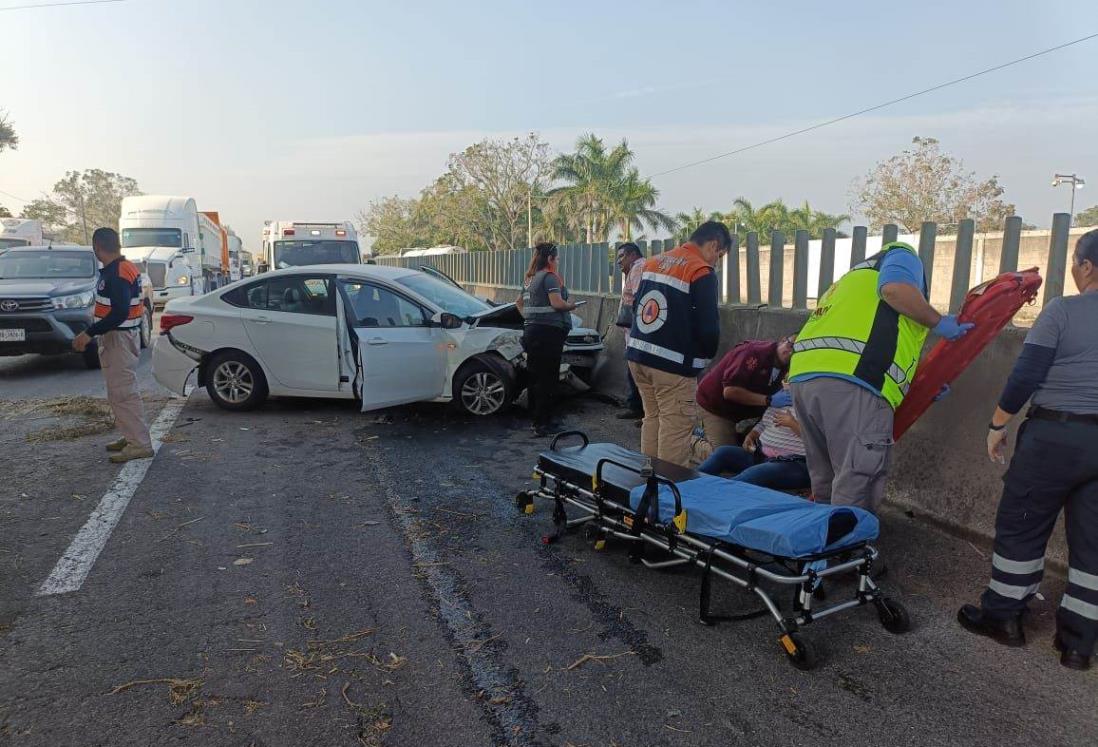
[1028,406,1098,426]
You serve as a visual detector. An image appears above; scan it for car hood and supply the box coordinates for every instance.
[0,278,95,296]
[469,301,524,327]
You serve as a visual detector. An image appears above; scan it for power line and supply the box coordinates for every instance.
[648,31,1098,179]
[0,188,33,203]
[0,0,124,11]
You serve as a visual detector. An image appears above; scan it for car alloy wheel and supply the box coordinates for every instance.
[460,370,507,415]
[213,360,254,404]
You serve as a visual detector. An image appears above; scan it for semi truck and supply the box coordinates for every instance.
[119,195,232,305]
[227,230,243,282]
[258,220,363,272]
[0,218,45,250]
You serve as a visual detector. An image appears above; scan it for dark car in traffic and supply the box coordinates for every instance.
[0,245,154,369]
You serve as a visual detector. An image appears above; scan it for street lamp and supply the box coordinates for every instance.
[1052,173,1086,225]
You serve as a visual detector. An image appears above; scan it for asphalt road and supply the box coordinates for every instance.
[0,351,1095,746]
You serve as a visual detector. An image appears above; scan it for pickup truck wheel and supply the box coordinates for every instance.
[81,339,101,369]
[139,305,153,349]
[205,350,268,411]
[453,359,513,416]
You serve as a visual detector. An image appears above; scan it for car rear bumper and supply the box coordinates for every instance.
[152,334,198,395]
[0,309,94,356]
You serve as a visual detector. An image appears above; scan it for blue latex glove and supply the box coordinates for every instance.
[933,383,951,402]
[769,390,793,408]
[933,314,975,341]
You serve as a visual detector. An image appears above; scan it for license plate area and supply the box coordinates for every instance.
[0,329,26,342]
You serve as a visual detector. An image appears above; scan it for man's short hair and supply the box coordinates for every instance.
[616,242,642,258]
[92,227,121,252]
[689,221,732,251]
[1076,228,1098,266]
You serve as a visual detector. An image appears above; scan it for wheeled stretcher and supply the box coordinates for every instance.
[517,433,911,669]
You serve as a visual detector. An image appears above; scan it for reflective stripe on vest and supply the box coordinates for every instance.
[788,242,928,409]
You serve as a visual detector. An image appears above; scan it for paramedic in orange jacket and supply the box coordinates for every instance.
[626,221,727,466]
[72,227,153,463]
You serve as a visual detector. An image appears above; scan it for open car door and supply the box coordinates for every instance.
[338,277,448,411]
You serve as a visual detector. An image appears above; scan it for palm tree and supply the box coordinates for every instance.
[612,170,676,241]
[673,207,723,244]
[550,133,673,243]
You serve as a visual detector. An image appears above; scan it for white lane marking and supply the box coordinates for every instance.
[36,399,186,596]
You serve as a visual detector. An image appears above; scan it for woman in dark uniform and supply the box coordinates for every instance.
[516,243,577,437]
[958,228,1098,671]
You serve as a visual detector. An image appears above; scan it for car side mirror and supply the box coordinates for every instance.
[432,311,463,330]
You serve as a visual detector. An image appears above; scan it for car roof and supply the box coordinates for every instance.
[260,263,417,280]
[5,244,91,252]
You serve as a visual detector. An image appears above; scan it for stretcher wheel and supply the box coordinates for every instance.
[876,597,912,634]
[780,632,816,671]
[514,491,535,514]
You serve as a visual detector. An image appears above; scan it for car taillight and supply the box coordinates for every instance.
[283,228,295,236]
[160,314,194,333]
[335,229,346,237]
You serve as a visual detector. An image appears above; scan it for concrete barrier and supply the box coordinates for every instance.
[465,283,1057,563]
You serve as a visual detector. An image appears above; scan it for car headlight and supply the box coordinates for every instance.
[52,290,94,309]
[177,275,190,286]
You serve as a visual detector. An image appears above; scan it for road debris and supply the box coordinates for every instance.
[233,558,254,566]
[563,651,636,671]
[108,677,202,705]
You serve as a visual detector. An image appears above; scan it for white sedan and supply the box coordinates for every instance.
[153,264,531,415]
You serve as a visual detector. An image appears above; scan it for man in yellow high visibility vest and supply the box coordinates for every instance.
[788,241,973,513]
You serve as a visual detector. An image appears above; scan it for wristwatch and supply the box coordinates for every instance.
[988,423,1006,431]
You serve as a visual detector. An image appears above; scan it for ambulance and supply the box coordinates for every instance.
[259,220,362,272]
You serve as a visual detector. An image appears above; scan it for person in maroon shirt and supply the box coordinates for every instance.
[695,335,794,454]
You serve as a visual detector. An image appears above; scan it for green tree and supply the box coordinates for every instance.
[550,133,672,243]
[444,134,551,250]
[1075,205,1098,227]
[23,169,141,244]
[0,205,12,218]
[357,195,428,255]
[724,197,847,241]
[0,110,16,153]
[851,136,1016,232]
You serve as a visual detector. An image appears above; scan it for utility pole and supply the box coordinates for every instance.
[527,188,533,249]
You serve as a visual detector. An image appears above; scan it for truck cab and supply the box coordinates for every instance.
[0,218,45,251]
[120,195,232,306]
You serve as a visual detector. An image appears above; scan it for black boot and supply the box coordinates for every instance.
[957,604,1026,647]
[1053,634,1093,671]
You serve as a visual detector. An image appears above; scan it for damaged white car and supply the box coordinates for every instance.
[153,264,538,415]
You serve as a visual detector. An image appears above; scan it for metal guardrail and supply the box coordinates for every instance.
[374,213,1081,316]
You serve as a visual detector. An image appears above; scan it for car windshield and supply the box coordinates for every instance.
[274,240,359,268]
[0,250,96,279]
[0,238,30,250]
[395,271,490,318]
[121,228,183,248]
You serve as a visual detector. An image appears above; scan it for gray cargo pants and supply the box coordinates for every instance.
[789,377,894,513]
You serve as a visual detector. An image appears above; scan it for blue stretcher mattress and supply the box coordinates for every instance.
[629,474,878,558]
[536,441,878,559]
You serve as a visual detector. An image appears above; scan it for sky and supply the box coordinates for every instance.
[2,0,1097,253]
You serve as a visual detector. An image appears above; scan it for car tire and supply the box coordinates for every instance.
[204,350,268,411]
[82,339,101,370]
[453,357,513,416]
[139,304,153,349]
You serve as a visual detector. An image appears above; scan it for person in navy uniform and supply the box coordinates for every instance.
[72,228,153,463]
[958,228,1098,671]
